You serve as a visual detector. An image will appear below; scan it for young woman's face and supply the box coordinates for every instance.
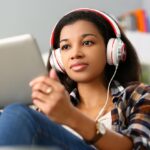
[59,20,107,83]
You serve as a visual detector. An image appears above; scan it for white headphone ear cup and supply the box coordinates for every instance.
[49,48,65,73]
[107,38,118,65]
[107,38,126,66]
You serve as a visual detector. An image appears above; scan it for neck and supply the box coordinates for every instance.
[77,78,108,108]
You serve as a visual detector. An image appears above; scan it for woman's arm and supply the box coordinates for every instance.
[67,83,150,150]
[30,70,149,150]
[30,69,132,150]
[66,107,133,150]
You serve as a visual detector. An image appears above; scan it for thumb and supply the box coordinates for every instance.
[49,68,59,81]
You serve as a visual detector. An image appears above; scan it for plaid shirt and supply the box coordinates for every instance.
[70,81,150,150]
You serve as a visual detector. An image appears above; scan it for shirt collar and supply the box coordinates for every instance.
[111,80,125,97]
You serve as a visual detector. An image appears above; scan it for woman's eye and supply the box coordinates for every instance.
[61,44,70,50]
[83,41,94,46]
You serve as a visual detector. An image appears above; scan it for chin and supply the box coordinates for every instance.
[67,69,103,82]
[68,70,104,84]
[70,75,95,83]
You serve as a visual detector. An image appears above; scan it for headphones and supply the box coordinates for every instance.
[49,8,126,73]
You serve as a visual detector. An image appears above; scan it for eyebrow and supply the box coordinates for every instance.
[59,33,97,44]
[59,39,68,44]
[82,33,97,38]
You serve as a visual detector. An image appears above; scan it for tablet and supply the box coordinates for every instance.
[0,34,48,108]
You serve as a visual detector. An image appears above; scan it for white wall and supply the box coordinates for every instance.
[1,0,149,66]
[0,0,142,54]
[125,31,150,65]
[143,0,150,15]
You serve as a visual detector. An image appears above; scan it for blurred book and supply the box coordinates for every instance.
[134,9,146,32]
[118,9,150,33]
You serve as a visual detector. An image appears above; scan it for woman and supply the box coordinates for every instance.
[0,8,149,150]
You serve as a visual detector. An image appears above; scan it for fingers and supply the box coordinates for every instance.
[32,99,55,117]
[29,73,61,91]
[31,82,52,94]
[32,99,46,113]
[32,90,59,111]
[29,69,66,108]
[31,82,53,103]
[32,90,48,102]
[49,68,59,80]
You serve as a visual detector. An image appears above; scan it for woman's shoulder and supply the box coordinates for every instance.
[119,82,150,149]
[124,81,150,111]
[125,81,150,100]
[112,81,150,103]
[125,81,150,90]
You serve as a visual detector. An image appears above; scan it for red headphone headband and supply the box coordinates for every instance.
[50,8,121,48]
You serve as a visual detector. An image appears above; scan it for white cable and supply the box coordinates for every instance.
[95,64,119,121]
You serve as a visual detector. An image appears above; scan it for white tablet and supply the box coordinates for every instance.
[0,34,48,108]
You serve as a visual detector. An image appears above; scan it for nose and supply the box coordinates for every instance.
[70,45,84,60]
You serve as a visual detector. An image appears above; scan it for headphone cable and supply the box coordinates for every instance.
[95,64,119,121]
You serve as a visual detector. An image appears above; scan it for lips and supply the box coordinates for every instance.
[70,62,88,71]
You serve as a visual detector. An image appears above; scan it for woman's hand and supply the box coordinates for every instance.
[29,68,75,124]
